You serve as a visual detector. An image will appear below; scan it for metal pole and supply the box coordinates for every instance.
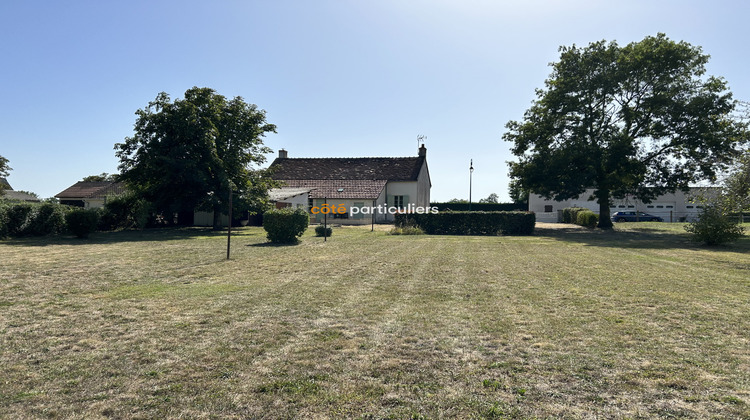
[371,199,375,231]
[324,197,327,242]
[226,186,232,260]
[469,159,474,211]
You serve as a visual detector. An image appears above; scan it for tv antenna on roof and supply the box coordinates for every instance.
[417,134,426,148]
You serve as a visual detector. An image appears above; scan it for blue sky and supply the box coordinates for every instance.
[2,0,749,201]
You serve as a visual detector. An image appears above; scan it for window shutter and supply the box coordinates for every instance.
[403,195,410,207]
[386,195,394,207]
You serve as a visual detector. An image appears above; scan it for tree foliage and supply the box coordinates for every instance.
[508,179,529,206]
[505,34,749,228]
[478,193,499,203]
[115,87,277,229]
[0,155,11,193]
[720,149,750,218]
[82,173,118,182]
[685,205,744,245]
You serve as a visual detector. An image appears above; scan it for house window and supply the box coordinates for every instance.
[627,205,635,208]
[656,205,664,208]
[647,205,654,208]
[544,205,553,212]
[618,205,625,208]
[394,195,405,209]
[308,198,314,212]
[686,205,694,209]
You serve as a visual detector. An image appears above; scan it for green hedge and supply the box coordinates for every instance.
[263,208,309,243]
[0,201,70,238]
[65,209,100,238]
[430,202,526,212]
[314,225,332,237]
[575,210,599,228]
[562,207,587,224]
[394,211,535,236]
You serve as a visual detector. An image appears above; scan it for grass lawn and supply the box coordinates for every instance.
[0,223,748,419]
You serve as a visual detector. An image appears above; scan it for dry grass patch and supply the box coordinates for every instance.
[0,224,748,418]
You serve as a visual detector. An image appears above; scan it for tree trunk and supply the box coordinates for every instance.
[212,204,223,231]
[596,189,613,229]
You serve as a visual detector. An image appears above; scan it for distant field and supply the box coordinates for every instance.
[0,223,748,419]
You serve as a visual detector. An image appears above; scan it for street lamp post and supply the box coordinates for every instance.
[469,159,474,211]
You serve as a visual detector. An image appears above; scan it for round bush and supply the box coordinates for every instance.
[65,209,100,238]
[685,206,744,245]
[315,225,332,237]
[28,202,68,236]
[576,210,599,228]
[263,208,309,243]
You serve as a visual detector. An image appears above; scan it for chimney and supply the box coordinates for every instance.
[418,144,426,158]
[278,149,288,159]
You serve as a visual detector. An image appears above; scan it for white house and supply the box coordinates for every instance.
[268,145,432,224]
[55,181,125,208]
[529,188,712,223]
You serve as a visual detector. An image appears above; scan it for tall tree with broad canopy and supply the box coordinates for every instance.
[115,87,277,229]
[505,34,749,228]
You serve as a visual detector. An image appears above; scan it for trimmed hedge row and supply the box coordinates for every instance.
[561,207,599,228]
[562,207,586,224]
[394,211,535,236]
[430,202,527,212]
[576,210,599,228]
[263,208,309,243]
[0,201,69,238]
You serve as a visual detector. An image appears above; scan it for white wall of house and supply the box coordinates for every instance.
[416,163,431,207]
[530,188,709,222]
[309,198,378,225]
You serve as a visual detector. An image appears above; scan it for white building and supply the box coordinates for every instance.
[529,188,712,223]
[269,146,432,224]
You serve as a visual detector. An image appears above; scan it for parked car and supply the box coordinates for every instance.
[611,211,663,222]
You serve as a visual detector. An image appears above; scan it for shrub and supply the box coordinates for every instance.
[0,203,9,238]
[4,203,33,236]
[575,210,598,228]
[314,225,332,237]
[562,207,587,224]
[389,226,424,235]
[263,208,309,243]
[394,211,535,236]
[685,206,744,245]
[27,202,68,236]
[98,193,152,231]
[65,209,100,238]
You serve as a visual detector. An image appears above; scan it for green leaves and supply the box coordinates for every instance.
[506,34,749,228]
[115,87,277,227]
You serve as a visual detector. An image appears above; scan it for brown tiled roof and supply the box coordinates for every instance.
[55,181,126,199]
[279,179,387,199]
[1,191,40,202]
[269,156,426,181]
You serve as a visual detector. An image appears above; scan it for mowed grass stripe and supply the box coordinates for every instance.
[0,224,748,418]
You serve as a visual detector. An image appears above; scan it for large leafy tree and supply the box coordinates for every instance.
[115,87,277,229]
[505,34,749,228]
